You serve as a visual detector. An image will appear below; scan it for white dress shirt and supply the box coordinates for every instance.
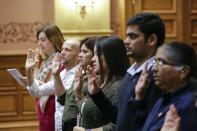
[27,65,79,131]
[127,57,155,76]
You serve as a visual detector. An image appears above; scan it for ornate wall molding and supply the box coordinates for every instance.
[0,22,45,43]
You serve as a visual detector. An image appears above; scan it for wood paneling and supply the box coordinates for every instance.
[0,71,15,88]
[164,19,177,38]
[191,0,197,13]
[0,92,17,117]
[140,0,176,13]
[191,19,197,38]
[189,0,197,51]
[21,92,37,115]
[192,42,197,54]
[133,0,182,41]
[0,121,38,131]
[115,0,182,41]
[0,55,38,130]
[115,0,197,53]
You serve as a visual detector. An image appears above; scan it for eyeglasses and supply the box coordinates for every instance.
[153,59,177,67]
[153,58,186,72]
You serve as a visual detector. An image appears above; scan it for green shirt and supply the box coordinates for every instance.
[79,79,122,131]
[57,78,88,122]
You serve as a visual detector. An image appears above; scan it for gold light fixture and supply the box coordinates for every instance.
[75,0,95,18]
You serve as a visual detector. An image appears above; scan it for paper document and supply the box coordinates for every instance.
[7,68,26,87]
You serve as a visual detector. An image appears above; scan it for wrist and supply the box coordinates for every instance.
[75,96,83,102]
[91,87,100,95]
[135,93,144,100]
[53,73,60,77]
[28,79,34,86]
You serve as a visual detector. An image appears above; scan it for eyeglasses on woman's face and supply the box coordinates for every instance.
[153,58,181,67]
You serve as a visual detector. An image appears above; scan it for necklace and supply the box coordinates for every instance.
[76,98,88,126]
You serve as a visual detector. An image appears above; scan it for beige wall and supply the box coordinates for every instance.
[55,0,113,39]
[0,0,114,55]
[0,0,54,55]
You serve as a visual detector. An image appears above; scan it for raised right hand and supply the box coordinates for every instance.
[52,52,62,75]
[87,65,99,95]
[135,63,149,100]
[25,49,38,70]
[74,67,84,100]
[161,105,180,131]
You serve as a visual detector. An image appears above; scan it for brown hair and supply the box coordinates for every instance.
[36,24,65,53]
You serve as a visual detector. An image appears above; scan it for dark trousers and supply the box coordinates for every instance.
[62,118,77,131]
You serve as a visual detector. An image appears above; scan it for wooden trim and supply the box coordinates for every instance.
[137,0,177,14]
[61,29,114,36]
[117,0,127,39]
[189,0,197,13]
[0,121,38,128]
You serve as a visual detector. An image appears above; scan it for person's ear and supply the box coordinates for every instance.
[179,65,190,81]
[147,34,158,46]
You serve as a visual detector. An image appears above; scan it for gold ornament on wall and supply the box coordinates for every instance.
[75,0,95,18]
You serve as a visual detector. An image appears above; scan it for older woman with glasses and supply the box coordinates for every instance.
[135,41,197,131]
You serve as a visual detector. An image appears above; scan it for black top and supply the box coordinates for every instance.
[90,69,162,131]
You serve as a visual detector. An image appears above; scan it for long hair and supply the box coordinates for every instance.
[96,36,129,83]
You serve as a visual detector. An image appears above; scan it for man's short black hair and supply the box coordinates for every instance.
[127,12,165,47]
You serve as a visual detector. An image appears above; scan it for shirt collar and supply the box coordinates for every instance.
[127,57,155,76]
[69,64,79,72]
[60,64,79,76]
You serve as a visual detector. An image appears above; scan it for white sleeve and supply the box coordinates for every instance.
[27,79,55,97]
[60,69,76,90]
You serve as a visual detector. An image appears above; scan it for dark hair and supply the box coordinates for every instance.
[162,41,197,80]
[127,12,165,47]
[96,36,130,83]
[80,37,97,54]
[36,24,64,53]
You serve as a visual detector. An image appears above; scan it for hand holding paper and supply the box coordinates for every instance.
[7,68,26,87]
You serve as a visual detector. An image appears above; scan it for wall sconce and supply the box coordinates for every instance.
[75,0,94,18]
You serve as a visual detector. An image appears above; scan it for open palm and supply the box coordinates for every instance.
[161,105,180,131]
[52,53,61,75]
[74,67,83,89]
[135,63,149,100]
[25,49,37,70]
[74,67,84,98]
[87,65,98,95]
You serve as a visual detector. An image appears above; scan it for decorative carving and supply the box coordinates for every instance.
[0,22,44,43]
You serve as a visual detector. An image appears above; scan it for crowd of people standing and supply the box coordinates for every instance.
[22,12,197,131]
